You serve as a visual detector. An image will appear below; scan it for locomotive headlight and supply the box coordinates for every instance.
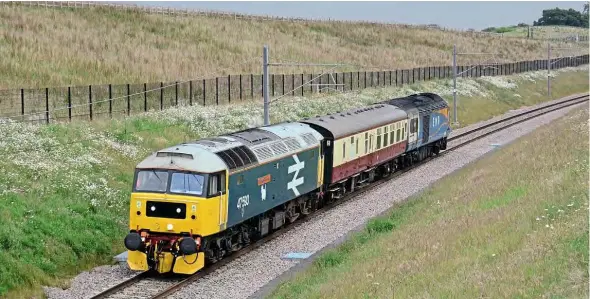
[167,224,173,231]
[150,206,156,212]
[176,208,181,213]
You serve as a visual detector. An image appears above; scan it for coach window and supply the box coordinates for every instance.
[376,128,382,150]
[365,133,369,154]
[342,143,346,160]
[384,126,389,147]
[390,124,395,144]
[356,137,359,155]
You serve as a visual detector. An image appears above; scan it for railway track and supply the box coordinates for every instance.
[90,93,588,299]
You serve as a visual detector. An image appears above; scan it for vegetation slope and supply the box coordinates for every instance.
[0,3,586,89]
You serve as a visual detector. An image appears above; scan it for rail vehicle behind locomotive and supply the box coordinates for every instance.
[123,92,450,275]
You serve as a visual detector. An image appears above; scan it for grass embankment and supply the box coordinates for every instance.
[0,67,587,298]
[487,25,588,39]
[0,3,585,89]
[269,103,589,299]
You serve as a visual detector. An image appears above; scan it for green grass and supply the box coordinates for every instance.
[0,67,587,298]
[268,105,589,299]
[0,3,586,89]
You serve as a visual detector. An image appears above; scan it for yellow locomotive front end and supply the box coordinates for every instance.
[124,145,229,275]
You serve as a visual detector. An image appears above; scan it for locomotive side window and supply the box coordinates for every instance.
[208,172,226,196]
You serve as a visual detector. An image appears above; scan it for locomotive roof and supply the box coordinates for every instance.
[136,122,323,174]
[380,92,448,113]
[300,104,407,139]
[136,144,229,173]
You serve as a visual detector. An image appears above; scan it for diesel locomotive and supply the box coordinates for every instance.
[123,92,451,274]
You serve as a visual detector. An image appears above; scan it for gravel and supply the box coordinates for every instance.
[43,96,587,299]
[43,265,136,299]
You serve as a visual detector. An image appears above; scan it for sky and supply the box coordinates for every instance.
[126,1,586,30]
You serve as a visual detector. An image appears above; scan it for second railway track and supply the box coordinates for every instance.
[89,93,588,299]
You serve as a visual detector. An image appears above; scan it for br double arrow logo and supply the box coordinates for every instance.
[287,154,305,196]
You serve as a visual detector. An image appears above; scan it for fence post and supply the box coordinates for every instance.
[175,81,179,106]
[310,74,313,93]
[291,74,295,95]
[160,82,163,110]
[216,77,219,105]
[271,75,275,96]
[350,72,353,90]
[189,81,193,106]
[20,88,24,117]
[203,79,206,106]
[250,74,254,99]
[239,75,242,101]
[88,85,92,121]
[282,74,285,96]
[300,74,304,96]
[401,70,404,85]
[45,87,49,124]
[144,83,148,111]
[227,75,231,104]
[377,71,379,86]
[68,87,72,121]
[261,74,264,98]
[127,83,131,116]
[357,72,360,89]
[364,72,367,88]
[109,84,112,118]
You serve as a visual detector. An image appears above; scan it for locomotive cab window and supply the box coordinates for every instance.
[135,170,169,192]
[170,172,205,196]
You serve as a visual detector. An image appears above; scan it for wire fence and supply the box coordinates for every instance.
[1,54,587,125]
[12,1,590,42]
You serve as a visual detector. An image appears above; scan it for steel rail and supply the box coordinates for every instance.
[89,270,150,299]
[448,93,589,142]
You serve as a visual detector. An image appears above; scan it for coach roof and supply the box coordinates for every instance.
[300,103,407,139]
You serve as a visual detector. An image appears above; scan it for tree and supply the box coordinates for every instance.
[533,7,588,28]
[584,2,589,14]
